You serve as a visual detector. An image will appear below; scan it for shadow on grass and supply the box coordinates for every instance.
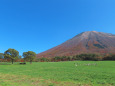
[0,62,26,65]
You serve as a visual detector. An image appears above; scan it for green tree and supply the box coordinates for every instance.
[4,48,19,64]
[76,54,99,61]
[0,53,4,59]
[54,56,61,61]
[103,54,115,60]
[23,51,36,64]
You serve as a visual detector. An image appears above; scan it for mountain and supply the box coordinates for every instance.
[37,31,115,58]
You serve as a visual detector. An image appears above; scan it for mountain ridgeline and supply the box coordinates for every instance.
[37,31,115,58]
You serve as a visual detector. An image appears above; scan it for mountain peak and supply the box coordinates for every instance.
[78,31,99,39]
[83,31,98,34]
[86,31,97,32]
[37,31,115,58]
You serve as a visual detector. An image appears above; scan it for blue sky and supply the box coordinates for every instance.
[0,0,115,55]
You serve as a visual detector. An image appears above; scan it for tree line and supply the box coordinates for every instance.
[0,48,115,64]
[35,53,115,62]
[0,48,36,64]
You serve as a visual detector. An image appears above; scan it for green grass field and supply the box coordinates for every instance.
[0,61,115,86]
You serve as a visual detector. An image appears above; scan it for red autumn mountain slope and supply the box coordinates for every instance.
[37,31,115,58]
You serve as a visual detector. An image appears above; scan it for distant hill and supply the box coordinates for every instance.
[37,31,115,58]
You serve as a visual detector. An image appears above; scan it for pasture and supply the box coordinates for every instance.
[0,61,115,86]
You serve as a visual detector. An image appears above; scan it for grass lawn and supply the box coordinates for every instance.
[0,61,115,86]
